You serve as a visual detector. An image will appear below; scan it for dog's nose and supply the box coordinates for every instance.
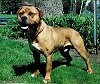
[21,16,28,20]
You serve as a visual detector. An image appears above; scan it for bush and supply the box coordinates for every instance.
[0,13,100,48]
[0,19,26,39]
[43,13,99,48]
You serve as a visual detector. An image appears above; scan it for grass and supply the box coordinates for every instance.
[0,14,16,18]
[0,36,100,84]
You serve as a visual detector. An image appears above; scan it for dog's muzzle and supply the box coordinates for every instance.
[20,15,29,30]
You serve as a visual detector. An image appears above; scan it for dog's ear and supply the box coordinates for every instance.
[36,7,43,18]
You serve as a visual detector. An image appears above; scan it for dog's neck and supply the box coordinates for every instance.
[27,20,43,41]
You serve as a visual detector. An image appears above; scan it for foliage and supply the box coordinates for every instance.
[0,19,26,39]
[1,0,22,14]
[1,0,87,15]
[62,0,87,14]
[43,13,100,48]
[0,13,100,48]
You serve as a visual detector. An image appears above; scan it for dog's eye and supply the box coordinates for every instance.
[19,12,24,15]
[29,13,34,16]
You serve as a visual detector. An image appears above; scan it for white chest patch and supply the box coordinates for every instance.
[32,43,41,50]
[64,49,68,52]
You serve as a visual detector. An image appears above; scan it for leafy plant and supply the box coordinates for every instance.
[0,13,100,48]
[1,0,22,14]
[0,19,26,39]
[43,14,100,48]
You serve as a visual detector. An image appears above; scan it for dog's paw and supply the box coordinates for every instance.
[87,69,93,74]
[43,79,51,84]
[43,79,47,84]
[31,74,35,77]
[31,70,40,77]
[62,64,67,67]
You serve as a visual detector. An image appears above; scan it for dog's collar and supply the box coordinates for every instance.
[34,22,44,37]
[27,21,44,40]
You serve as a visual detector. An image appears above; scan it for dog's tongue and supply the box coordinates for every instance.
[21,26,28,29]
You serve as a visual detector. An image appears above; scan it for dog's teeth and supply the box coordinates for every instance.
[21,26,28,29]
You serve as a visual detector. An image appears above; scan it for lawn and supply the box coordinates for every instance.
[0,14,16,18]
[0,36,100,84]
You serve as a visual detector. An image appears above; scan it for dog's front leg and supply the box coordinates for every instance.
[43,54,52,84]
[31,51,40,77]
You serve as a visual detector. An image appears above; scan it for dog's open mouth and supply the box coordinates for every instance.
[20,23,29,30]
[21,26,29,29]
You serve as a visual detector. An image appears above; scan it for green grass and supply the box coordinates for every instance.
[0,36,100,84]
[0,14,16,18]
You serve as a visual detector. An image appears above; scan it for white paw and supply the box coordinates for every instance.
[31,74,35,77]
[63,65,66,67]
[43,79,47,84]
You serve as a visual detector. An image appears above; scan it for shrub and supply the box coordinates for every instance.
[43,14,99,48]
[0,19,27,39]
[0,13,100,48]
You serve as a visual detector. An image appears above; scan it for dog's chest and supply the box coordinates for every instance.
[30,42,41,51]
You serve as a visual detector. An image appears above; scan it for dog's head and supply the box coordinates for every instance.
[17,6,43,30]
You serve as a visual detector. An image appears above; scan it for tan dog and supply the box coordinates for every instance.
[17,6,93,83]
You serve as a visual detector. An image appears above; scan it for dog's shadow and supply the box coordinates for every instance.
[13,59,71,77]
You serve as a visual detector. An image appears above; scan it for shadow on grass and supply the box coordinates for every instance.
[13,59,71,77]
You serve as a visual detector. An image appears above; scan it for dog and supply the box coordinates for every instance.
[17,6,93,83]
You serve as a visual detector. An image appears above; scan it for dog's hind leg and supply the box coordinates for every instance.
[70,35,93,74]
[59,46,72,66]
[31,51,40,77]
[75,47,92,74]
